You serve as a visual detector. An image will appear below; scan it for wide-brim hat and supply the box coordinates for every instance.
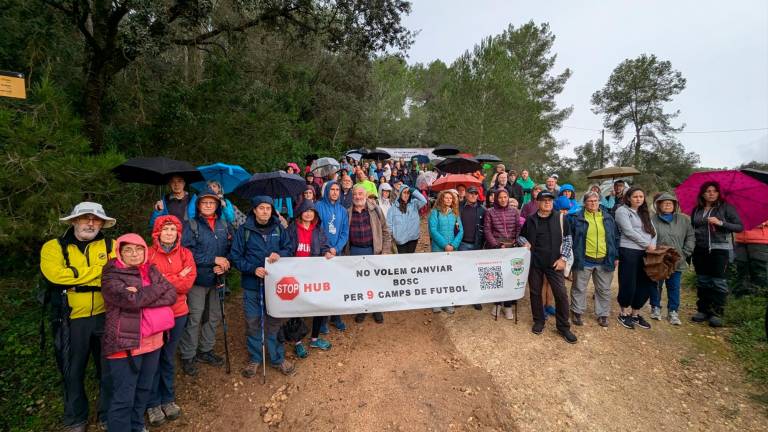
[59,202,116,228]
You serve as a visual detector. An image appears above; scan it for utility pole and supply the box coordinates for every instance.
[599,129,605,168]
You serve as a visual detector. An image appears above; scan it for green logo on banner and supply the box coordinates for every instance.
[510,258,525,276]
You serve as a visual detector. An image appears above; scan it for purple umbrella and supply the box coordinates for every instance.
[675,170,768,230]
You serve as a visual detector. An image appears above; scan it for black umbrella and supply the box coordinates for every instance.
[432,144,461,157]
[304,154,319,165]
[475,153,502,163]
[742,168,768,185]
[365,149,392,161]
[233,171,306,200]
[435,156,482,174]
[112,157,204,185]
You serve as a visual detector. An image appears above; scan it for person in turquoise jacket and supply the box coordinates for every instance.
[558,184,582,215]
[428,190,464,314]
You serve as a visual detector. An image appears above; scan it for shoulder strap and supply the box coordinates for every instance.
[105,238,113,255]
[189,219,199,240]
[56,238,70,267]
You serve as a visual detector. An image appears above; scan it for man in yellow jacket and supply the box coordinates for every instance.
[40,202,116,432]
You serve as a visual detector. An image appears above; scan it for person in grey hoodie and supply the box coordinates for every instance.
[614,187,657,330]
[650,192,695,325]
[690,181,743,327]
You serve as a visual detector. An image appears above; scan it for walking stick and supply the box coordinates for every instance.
[259,279,267,384]
[216,276,231,374]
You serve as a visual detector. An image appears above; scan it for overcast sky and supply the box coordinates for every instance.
[402,0,768,168]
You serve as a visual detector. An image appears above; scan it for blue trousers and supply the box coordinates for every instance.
[107,349,161,432]
[148,315,187,408]
[244,288,284,365]
[650,271,682,312]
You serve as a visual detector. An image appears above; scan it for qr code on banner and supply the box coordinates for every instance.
[478,266,503,291]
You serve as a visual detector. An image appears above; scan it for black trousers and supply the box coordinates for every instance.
[310,316,324,339]
[617,247,655,310]
[54,314,112,427]
[396,240,418,254]
[528,266,570,331]
[693,247,730,316]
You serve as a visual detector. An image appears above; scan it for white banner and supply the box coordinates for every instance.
[264,248,530,318]
[376,147,437,160]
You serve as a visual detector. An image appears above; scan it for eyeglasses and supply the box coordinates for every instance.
[121,246,145,256]
[199,200,218,206]
[76,215,104,225]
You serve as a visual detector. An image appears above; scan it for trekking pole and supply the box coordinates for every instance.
[216,276,231,374]
[260,279,267,385]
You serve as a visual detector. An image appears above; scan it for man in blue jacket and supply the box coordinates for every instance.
[314,180,350,331]
[229,196,295,378]
[150,175,197,228]
[179,188,231,376]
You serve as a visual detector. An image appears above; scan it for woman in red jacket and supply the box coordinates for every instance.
[145,216,196,426]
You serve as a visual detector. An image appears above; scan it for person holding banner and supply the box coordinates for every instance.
[315,180,350,331]
[429,190,464,314]
[387,185,428,254]
[229,196,296,378]
[518,191,578,344]
[288,200,335,358]
[348,185,393,324]
[484,188,523,320]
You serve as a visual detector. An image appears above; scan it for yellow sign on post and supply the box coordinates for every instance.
[0,71,26,99]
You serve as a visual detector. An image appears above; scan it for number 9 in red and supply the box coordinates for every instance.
[367,290,374,300]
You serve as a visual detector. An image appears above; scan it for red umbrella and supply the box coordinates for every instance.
[675,170,768,230]
[431,174,482,192]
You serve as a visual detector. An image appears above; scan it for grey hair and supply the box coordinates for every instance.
[583,191,600,203]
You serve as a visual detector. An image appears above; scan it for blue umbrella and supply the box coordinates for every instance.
[190,163,251,194]
[233,171,306,200]
[411,155,430,164]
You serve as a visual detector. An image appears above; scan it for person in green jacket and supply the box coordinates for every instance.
[354,170,379,198]
[650,192,695,325]
[516,169,536,205]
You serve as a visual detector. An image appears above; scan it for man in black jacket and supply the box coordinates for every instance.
[459,187,486,310]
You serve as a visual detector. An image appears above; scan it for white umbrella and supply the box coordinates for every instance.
[310,157,340,177]
[416,171,437,189]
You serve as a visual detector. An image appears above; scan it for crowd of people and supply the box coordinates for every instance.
[41,155,753,432]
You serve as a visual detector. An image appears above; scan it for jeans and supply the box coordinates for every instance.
[179,285,221,360]
[244,287,284,365]
[458,242,477,251]
[617,248,655,310]
[148,315,187,408]
[107,349,161,432]
[650,271,682,312]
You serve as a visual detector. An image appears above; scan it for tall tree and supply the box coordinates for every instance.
[43,0,414,153]
[572,138,610,173]
[591,53,686,167]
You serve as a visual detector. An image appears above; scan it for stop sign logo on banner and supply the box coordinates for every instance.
[276,276,300,301]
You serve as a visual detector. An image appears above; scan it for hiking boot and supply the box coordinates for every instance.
[544,305,556,316]
[443,306,455,314]
[503,307,515,320]
[64,422,87,432]
[597,316,609,327]
[571,312,583,326]
[432,307,442,313]
[708,315,724,328]
[531,322,545,335]
[272,359,296,376]
[241,362,261,379]
[331,317,347,331]
[196,350,224,367]
[473,304,483,310]
[161,401,181,421]
[373,312,384,323]
[558,329,578,344]
[691,311,709,323]
[97,421,108,431]
[318,322,329,335]
[354,313,366,323]
[650,306,662,320]
[668,311,682,326]
[632,315,651,329]
[617,315,635,329]
[147,406,166,427]
[294,342,309,359]
[181,358,198,376]
[309,338,332,350]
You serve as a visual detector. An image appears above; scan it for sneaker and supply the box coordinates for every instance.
[309,338,332,350]
[196,350,224,367]
[241,361,261,379]
[147,406,166,426]
[503,307,514,320]
[473,304,483,310]
[331,318,347,331]
[531,322,545,335]
[161,401,181,421]
[318,322,329,335]
[691,311,709,323]
[443,306,455,314]
[354,313,366,323]
[650,306,662,320]
[597,316,609,327]
[617,315,635,329]
[181,358,198,376]
[272,359,296,376]
[632,315,651,329]
[490,305,500,318]
[558,329,578,344]
[544,305,556,316]
[97,421,108,431]
[668,311,682,326]
[372,312,384,323]
[571,312,583,326]
[708,315,724,327]
[294,342,308,359]
[432,307,442,313]
[64,422,87,432]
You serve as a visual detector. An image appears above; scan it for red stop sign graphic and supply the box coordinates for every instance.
[276,276,300,301]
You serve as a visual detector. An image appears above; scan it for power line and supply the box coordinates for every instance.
[561,125,768,134]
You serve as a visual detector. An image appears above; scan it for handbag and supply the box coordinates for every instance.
[140,306,175,337]
[559,213,574,277]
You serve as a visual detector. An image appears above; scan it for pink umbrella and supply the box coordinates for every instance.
[675,170,768,230]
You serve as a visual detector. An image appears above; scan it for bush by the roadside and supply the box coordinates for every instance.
[725,295,768,387]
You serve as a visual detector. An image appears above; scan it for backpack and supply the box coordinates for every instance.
[278,318,309,343]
